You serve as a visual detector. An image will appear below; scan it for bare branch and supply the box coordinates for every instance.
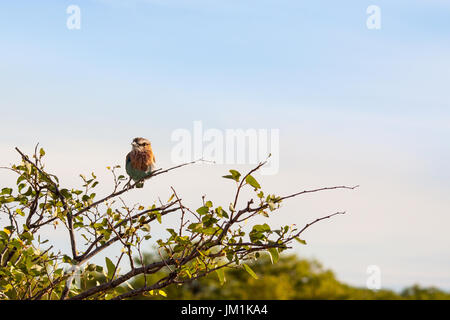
[15,147,78,260]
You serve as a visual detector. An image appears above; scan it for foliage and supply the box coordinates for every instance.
[0,146,356,300]
[128,254,450,300]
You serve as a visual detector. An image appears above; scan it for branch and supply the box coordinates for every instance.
[73,158,205,219]
[77,203,181,263]
[170,187,186,237]
[287,211,347,242]
[231,159,267,219]
[111,274,175,300]
[279,185,359,202]
[68,259,174,300]
[15,147,78,260]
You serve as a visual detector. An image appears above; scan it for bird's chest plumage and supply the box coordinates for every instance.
[126,150,154,181]
[129,150,153,171]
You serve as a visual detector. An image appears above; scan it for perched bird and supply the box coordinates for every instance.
[126,137,156,188]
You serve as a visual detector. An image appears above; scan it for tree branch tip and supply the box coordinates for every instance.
[198,158,216,164]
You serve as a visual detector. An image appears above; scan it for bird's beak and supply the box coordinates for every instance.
[131,142,138,147]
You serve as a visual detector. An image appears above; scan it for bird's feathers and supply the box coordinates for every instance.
[126,137,156,188]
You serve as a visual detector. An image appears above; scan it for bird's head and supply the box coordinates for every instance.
[131,137,152,152]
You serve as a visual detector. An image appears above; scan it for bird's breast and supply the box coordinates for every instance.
[130,150,154,172]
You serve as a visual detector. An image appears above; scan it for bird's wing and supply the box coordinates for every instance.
[125,152,132,175]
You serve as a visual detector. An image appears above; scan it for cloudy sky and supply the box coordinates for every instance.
[1,0,449,291]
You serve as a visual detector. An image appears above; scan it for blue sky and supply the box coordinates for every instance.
[1,0,449,291]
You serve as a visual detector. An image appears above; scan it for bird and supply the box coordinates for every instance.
[125,137,156,188]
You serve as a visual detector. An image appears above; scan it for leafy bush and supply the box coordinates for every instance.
[0,146,356,300]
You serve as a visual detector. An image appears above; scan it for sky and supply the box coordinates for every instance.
[0,0,449,292]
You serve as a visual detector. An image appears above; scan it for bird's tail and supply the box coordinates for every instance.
[136,181,144,188]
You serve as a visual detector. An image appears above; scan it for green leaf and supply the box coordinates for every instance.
[39,148,46,157]
[1,188,13,195]
[60,189,72,199]
[215,206,224,218]
[104,293,113,300]
[25,163,32,174]
[0,231,9,239]
[158,290,167,297]
[16,176,25,187]
[229,170,241,180]
[245,175,261,189]
[201,227,218,235]
[166,228,177,237]
[86,264,96,272]
[196,206,209,215]
[20,231,33,243]
[187,223,204,233]
[242,263,259,279]
[223,169,241,182]
[268,248,279,264]
[252,223,271,233]
[216,268,226,285]
[295,237,307,245]
[105,257,116,279]
[62,255,73,264]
